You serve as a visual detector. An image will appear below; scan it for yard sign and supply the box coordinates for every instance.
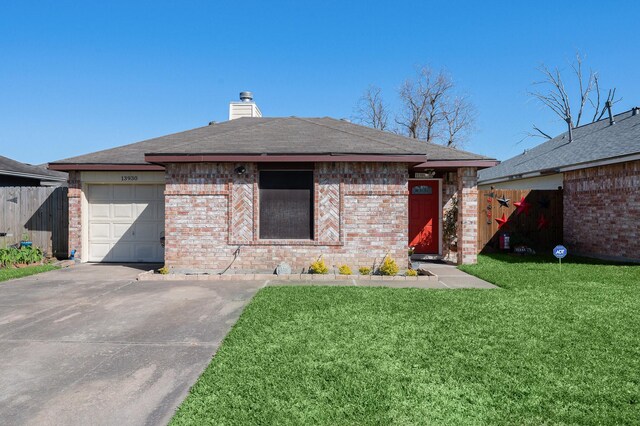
[553,245,567,271]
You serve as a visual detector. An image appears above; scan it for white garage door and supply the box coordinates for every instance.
[88,184,164,263]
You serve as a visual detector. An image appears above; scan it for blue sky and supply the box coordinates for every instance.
[1,1,638,165]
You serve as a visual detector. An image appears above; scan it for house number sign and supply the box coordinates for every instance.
[121,175,139,182]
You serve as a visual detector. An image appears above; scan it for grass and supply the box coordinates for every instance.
[171,254,640,425]
[0,264,59,282]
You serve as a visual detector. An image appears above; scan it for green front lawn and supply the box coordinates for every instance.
[172,255,640,425]
[0,264,59,282]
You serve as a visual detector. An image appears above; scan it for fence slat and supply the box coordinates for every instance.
[0,186,68,258]
[477,189,563,253]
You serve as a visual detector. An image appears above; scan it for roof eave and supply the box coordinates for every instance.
[413,159,498,169]
[48,163,165,171]
[478,152,640,184]
[0,169,68,182]
[144,153,429,164]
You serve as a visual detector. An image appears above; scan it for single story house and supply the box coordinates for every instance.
[478,107,640,263]
[1,155,67,187]
[49,93,496,271]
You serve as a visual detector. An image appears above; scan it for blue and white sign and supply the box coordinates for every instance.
[553,245,567,259]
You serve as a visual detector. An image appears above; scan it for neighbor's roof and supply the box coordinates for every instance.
[0,155,67,181]
[49,117,493,168]
[479,108,640,184]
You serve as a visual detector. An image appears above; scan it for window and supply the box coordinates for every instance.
[259,170,314,239]
[411,185,433,195]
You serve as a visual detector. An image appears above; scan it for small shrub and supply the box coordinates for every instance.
[158,266,169,275]
[0,246,43,268]
[309,256,329,274]
[405,269,418,277]
[338,264,352,275]
[378,256,399,276]
[358,266,371,275]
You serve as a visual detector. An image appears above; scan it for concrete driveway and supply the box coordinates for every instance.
[0,264,262,426]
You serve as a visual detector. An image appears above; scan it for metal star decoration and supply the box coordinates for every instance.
[537,213,551,230]
[497,196,510,207]
[537,197,551,209]
[495,213,509,229]
[514,196,532,215]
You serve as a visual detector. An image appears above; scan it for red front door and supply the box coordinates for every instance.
[408,180,440,254]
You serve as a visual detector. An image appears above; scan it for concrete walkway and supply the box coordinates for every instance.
[267,262,497,289]
[412,261,498,289]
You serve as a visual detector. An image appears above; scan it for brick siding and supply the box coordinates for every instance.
[564,160,640,262]
[457,167,478,264]
[164,162,410,272]
[66,163,480,268]
[67,171,82,258]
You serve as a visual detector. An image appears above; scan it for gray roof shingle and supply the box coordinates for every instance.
[0,155,67,181]
[478,108,640,183]
[50,117,492,165]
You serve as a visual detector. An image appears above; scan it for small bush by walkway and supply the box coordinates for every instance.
[171,255,640,425]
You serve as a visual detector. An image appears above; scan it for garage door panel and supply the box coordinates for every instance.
[110,244,134,262]
[113,223,135,240]
[113,185,134,201]
[89,243,111,261]
[89,185,112,200]
[135,185,157,199]
[135,222,158,240]
[136,203,156,220]
[134,244,157,261]
[90,204,111,219]
[90,223,111,239]
[88,184,164,263]
[113,204,134,219]
[157,202,165,220]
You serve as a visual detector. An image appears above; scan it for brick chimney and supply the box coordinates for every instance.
[229,91,262,120]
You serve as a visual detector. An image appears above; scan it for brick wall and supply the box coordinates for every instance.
[67,171,82,259]
[564,160,640,262]
[164,162,409,272]
[457,167,478,264]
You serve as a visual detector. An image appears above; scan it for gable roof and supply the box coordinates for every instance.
[49,117,493,169]
[0,155,67,181]
[479,108,640,184]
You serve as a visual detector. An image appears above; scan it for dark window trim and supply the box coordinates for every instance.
[257,162,315,171]
[258,170,314,240]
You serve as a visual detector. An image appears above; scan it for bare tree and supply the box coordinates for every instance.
[395,67,455,142]
[353,85,389,130]
[355,65,476,148]
[442,95,475,148]
[395,76,429,138]
[529,53,620,139]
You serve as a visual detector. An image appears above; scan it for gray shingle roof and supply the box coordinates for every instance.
[50,117,492,165]
[479,108,640,183]
[0,155,67,181]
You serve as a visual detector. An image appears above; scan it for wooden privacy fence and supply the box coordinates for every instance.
[477,189,563,253]
[0,186,68,258]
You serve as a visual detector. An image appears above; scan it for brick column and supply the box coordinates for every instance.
[67,171,83,260]
[456,167,478,264]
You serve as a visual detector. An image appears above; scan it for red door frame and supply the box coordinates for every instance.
[408,179,442,255]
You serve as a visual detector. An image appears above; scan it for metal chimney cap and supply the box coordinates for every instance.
[239,91,253,102]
